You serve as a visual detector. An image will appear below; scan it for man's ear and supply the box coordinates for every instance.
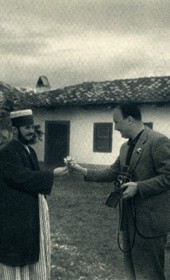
[12,126,18,139]
[127,116,133,125]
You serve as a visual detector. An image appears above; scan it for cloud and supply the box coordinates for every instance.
[0,0,170,88]
[2,1,170,36]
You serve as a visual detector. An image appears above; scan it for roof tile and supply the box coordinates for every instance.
[1,76,170,109]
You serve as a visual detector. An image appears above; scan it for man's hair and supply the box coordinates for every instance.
[117,103,142,121]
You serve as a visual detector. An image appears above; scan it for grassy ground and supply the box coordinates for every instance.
[48,172,170,280]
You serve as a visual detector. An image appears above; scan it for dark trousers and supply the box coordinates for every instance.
[122,229,167,280]
[121,201,167,280]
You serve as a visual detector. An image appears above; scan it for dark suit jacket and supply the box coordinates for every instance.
[85,126,170,237]
[0,140,54,266]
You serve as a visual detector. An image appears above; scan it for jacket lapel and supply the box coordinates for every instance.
[129,127,149,174]
[120,144,129,167]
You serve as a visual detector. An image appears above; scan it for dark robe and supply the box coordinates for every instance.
[0,139,54,266]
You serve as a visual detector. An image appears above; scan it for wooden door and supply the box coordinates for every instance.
[45,121,70,167]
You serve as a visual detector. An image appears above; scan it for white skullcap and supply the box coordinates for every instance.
[10,109,34,127]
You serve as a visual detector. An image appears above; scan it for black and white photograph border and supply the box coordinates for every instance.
[0,1,170,280]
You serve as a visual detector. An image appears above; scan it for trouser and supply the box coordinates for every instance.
[121,200,167,280]
[122,229,167,280]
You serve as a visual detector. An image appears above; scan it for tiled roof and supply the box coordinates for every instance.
[1,76,170,109]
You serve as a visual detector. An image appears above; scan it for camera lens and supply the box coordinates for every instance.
[114,180,121,188]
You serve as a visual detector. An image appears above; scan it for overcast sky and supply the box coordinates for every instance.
[1,0,170,89]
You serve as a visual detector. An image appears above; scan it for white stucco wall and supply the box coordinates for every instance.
[33,104,170,166]
[141,104,170,138]
[70,107,120,165]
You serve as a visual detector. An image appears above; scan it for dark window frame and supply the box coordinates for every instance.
[144,122,153,129]
[93,123,113,153]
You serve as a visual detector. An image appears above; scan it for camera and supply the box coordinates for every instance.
[106,172,131,208]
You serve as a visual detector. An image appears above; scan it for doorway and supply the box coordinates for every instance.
[45,121,70,167]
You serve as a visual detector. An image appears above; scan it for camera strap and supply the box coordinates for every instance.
[106,165,137,252]
[116,166,137,253]
[117,198,136,253]
[116,132,144,252]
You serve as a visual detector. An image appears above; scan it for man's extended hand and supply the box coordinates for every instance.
[121,182,138,200]
[63,156,88,175]
[53,166,69,177]
[70,163,88,176]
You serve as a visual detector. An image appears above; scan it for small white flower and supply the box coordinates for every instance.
[64,156,75,167]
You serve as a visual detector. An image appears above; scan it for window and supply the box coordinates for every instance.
[93,123,113,152]
[144,122,153,129]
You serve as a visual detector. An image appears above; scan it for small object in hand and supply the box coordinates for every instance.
[64,156,75,167]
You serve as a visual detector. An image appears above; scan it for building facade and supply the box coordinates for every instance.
[33,103,170,167]
[1,75,170,167]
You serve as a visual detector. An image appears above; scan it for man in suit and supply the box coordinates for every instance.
[0,109,69,280]
[70,103,170,280]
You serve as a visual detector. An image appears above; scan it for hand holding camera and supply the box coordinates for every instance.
[121,181,138,200]
[106,172,132,208]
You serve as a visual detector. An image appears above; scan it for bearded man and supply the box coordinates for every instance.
[0,109,68,280]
